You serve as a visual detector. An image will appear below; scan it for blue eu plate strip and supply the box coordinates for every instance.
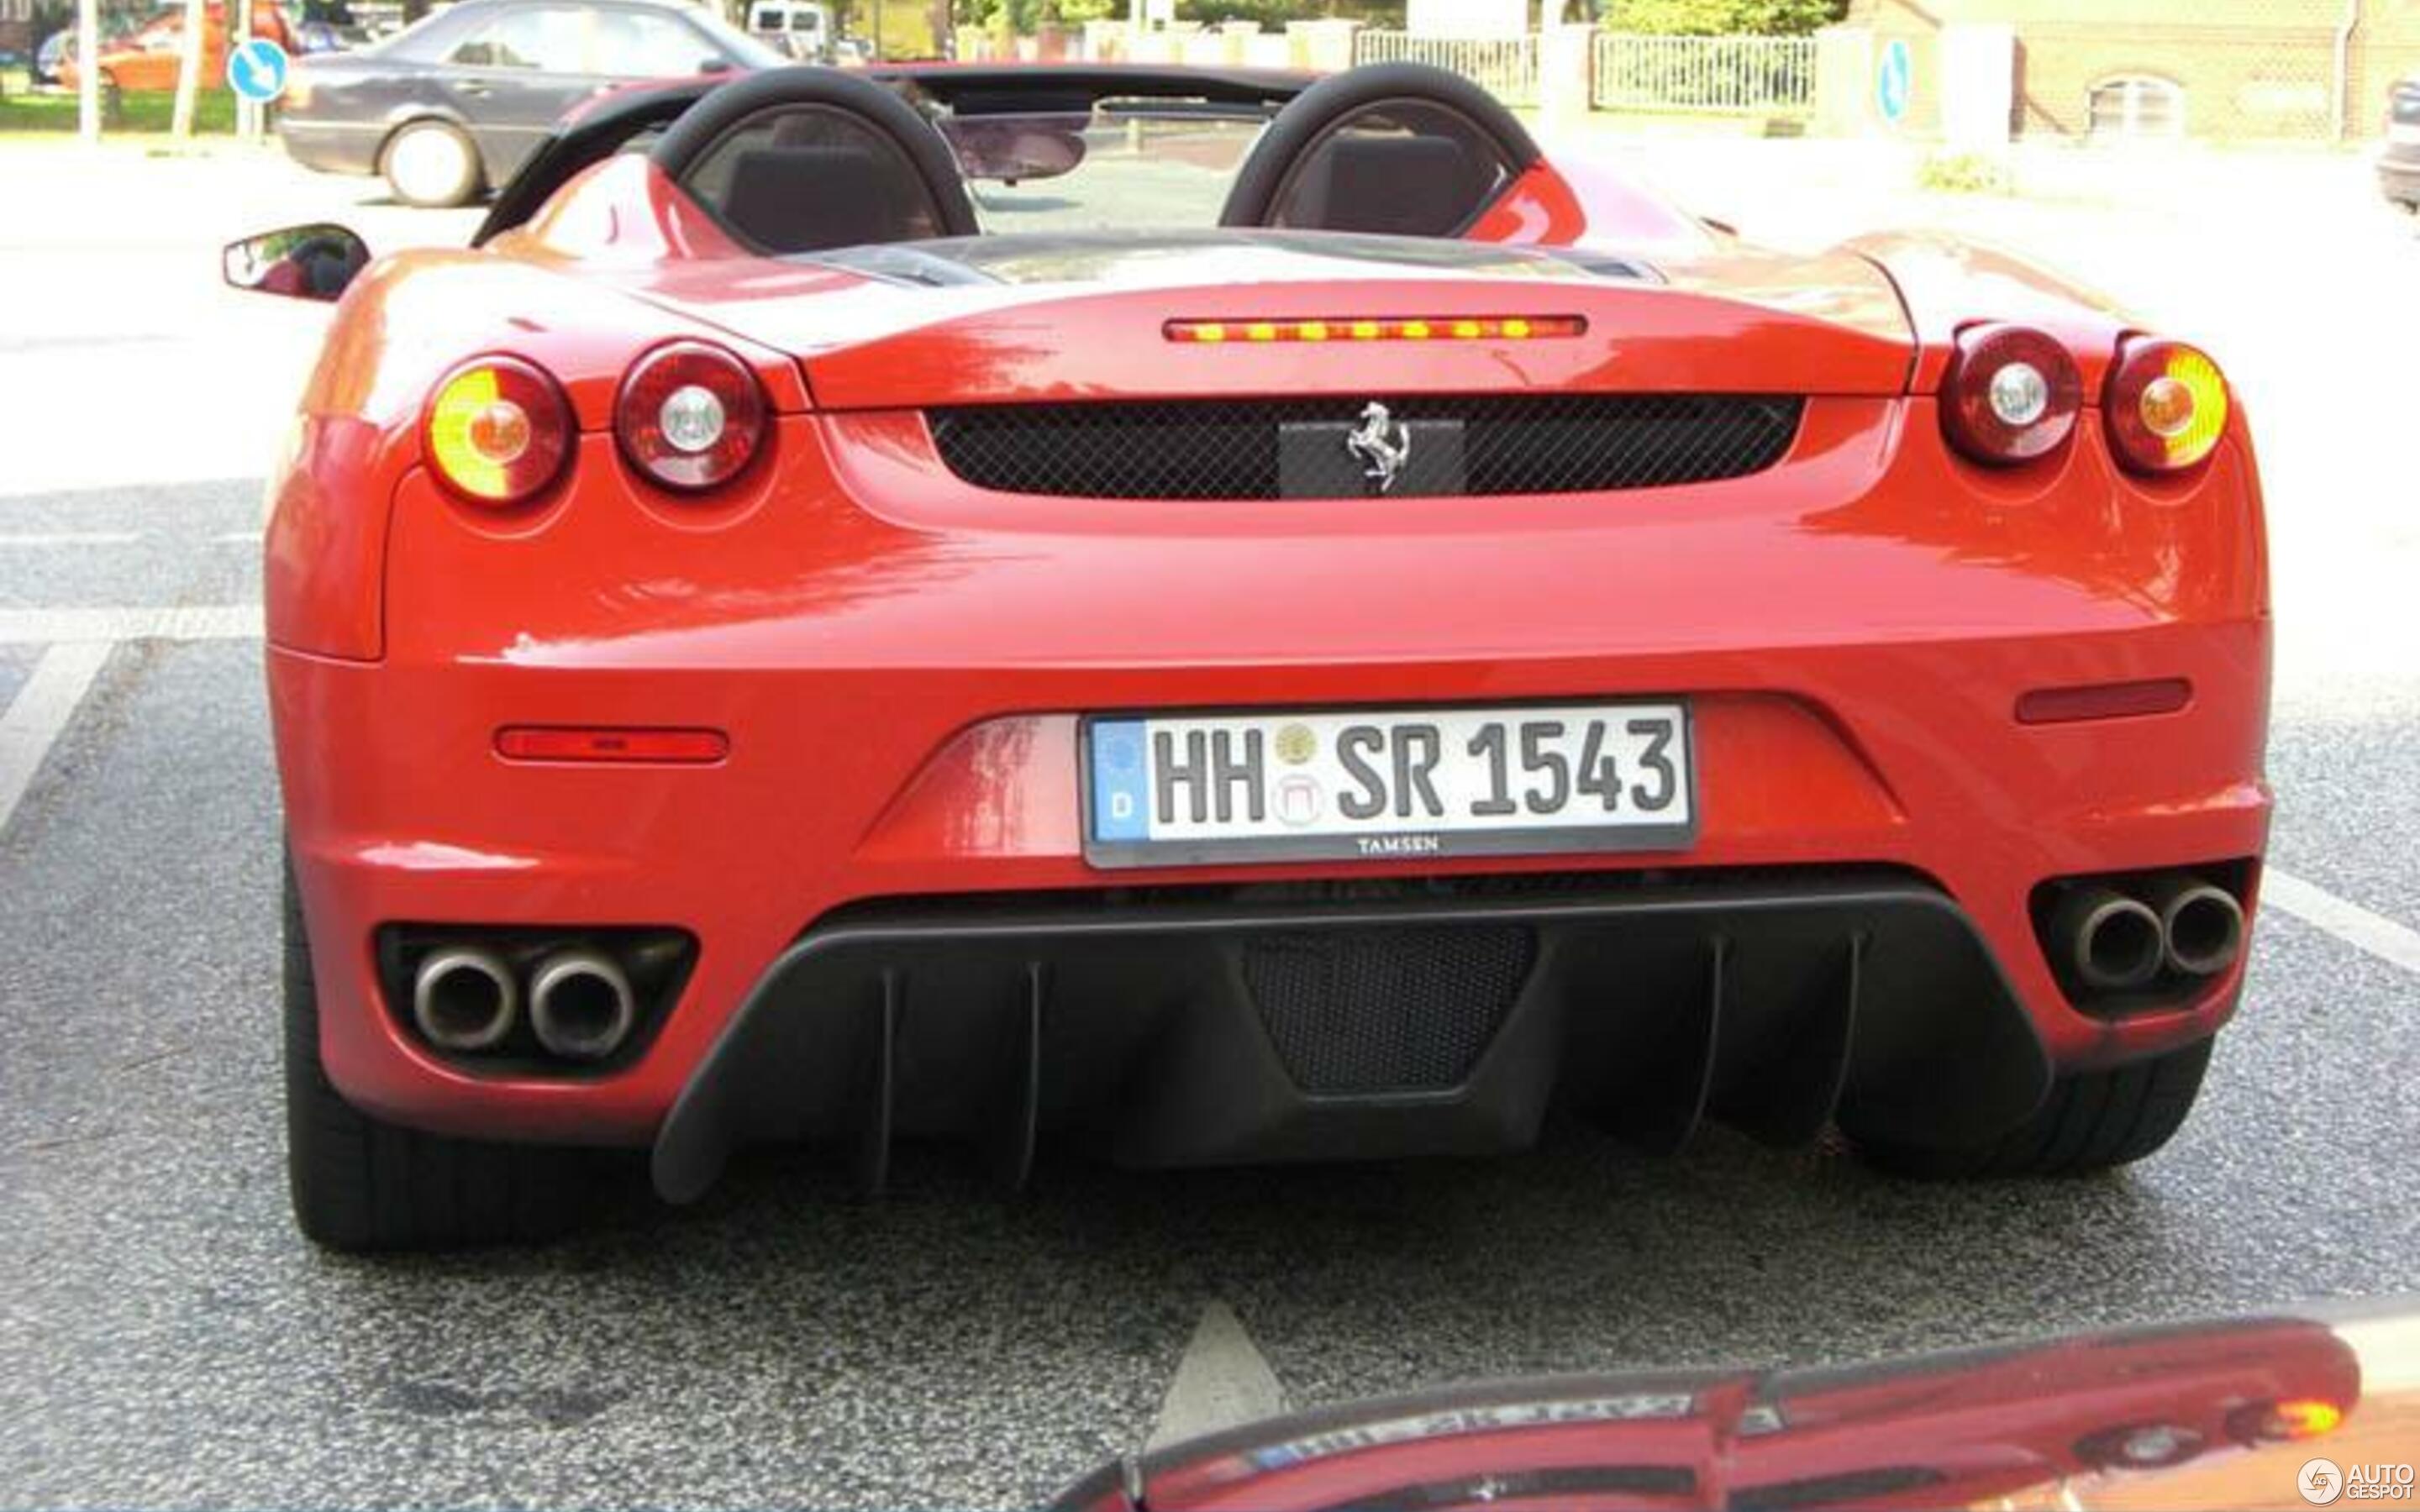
[1090,721,1150,843]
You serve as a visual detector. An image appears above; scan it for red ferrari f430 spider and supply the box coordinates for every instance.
[229,62,2269,1250]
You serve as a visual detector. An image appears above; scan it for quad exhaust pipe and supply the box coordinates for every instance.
[529,950,638,1063]
[2144,876,2247,978]
[2053,886,2166,993]
[397,928,683,1063]
[412,948,519,1053]
[2052,874,2246,995]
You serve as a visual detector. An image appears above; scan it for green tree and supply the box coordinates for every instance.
[1597,0,1843,34]
[954,0,1117,28]
[1180,0,1404,24]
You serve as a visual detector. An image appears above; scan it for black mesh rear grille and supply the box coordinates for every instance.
[1244,924,1536,1094]
[926,395,1804,499]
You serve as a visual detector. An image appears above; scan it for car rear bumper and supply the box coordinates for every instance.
[272,402,2271,1173]
[648,873,2060,1202]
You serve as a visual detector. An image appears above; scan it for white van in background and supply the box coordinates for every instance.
[744,0,829,60]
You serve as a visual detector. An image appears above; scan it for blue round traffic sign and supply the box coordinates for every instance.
[1876,38,1912,125]
[226,37,290,103]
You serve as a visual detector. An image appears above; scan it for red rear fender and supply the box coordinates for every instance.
[265,245,806,661]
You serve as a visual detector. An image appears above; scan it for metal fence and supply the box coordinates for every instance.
[1352,31,1539,108]
[1591,32,1818,116]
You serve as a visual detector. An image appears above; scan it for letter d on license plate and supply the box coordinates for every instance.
[1082,701,1695,869]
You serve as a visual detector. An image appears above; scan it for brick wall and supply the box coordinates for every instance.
[1849,0,2420,139]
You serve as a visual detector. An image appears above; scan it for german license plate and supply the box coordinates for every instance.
[1082,702,1695,868]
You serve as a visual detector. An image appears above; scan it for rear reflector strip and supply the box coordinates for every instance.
[496,727,729,764]
[1164,316,1587,344]
[2015,679,2192,725]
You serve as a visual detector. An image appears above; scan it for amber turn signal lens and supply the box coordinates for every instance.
[424,357,573,507]
[2106,337,2229,475]
[2225,1396,2345,1444]
[1940,323,2082,466]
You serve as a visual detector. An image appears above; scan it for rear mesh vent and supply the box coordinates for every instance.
[1244,925,1536,1094]
[927,395,1805,500]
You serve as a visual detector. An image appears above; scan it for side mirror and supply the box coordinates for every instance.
[223,223,370,302]
[699,55,734,74]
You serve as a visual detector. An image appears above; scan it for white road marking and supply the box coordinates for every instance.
[212,531,264,544]
[1147,1300,1286,1452]
[0,532,142,546]
[2263,869,2420,976]
[0,641,113,837]
[0,606,260,644]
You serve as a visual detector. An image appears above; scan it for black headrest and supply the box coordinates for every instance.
[721,146,928,255]
[1220,61,1541,233]
[1269,134,1493,238]
[652,66,978,246]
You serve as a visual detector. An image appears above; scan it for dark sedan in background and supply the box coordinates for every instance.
[276,0,780,206]
[2385,76,2420,212]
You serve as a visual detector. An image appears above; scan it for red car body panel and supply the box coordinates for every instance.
[264,113,2271,1165]
[1066,1315,2364,1512]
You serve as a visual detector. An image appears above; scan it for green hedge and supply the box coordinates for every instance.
[1599,0,1844,36]
[0,85,239,134]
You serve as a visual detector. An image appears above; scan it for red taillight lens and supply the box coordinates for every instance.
[1940,323,2082,466]
[2106,337,2228,475]
[2015,677,2193,725]
[424,357,573,507]
[496,726,729,764]
[615,341,766,492]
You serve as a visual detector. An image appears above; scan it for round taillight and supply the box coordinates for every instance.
[424,357,573,507]
[1940,323,2082,466]
[615,341,766,492]
[2226,1397,2345,1445]
[2106,337,2228,475]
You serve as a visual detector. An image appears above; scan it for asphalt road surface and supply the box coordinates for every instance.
[3,143,2418,1507]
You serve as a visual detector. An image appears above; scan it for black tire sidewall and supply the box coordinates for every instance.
[282,855,596,1251]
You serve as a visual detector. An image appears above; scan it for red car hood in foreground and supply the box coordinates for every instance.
[1060,1306,2407,1512]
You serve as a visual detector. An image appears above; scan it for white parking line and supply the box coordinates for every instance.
[1147,1300,1286,1452]
[0,641,113,837]
[212,532,265,545]
[2263,869,2420,976]
[0,606,260,644]
[0,533,143,547]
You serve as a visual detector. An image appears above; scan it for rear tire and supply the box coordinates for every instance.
[284,859,588,1251]
[380,118,482,208]
[1849,1037,2215,1179]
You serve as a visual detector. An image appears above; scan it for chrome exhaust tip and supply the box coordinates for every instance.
[2149,878,2246,977]
[2054,886,2165,993]
[529,950,637,1063]
[412,948,518,1053]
